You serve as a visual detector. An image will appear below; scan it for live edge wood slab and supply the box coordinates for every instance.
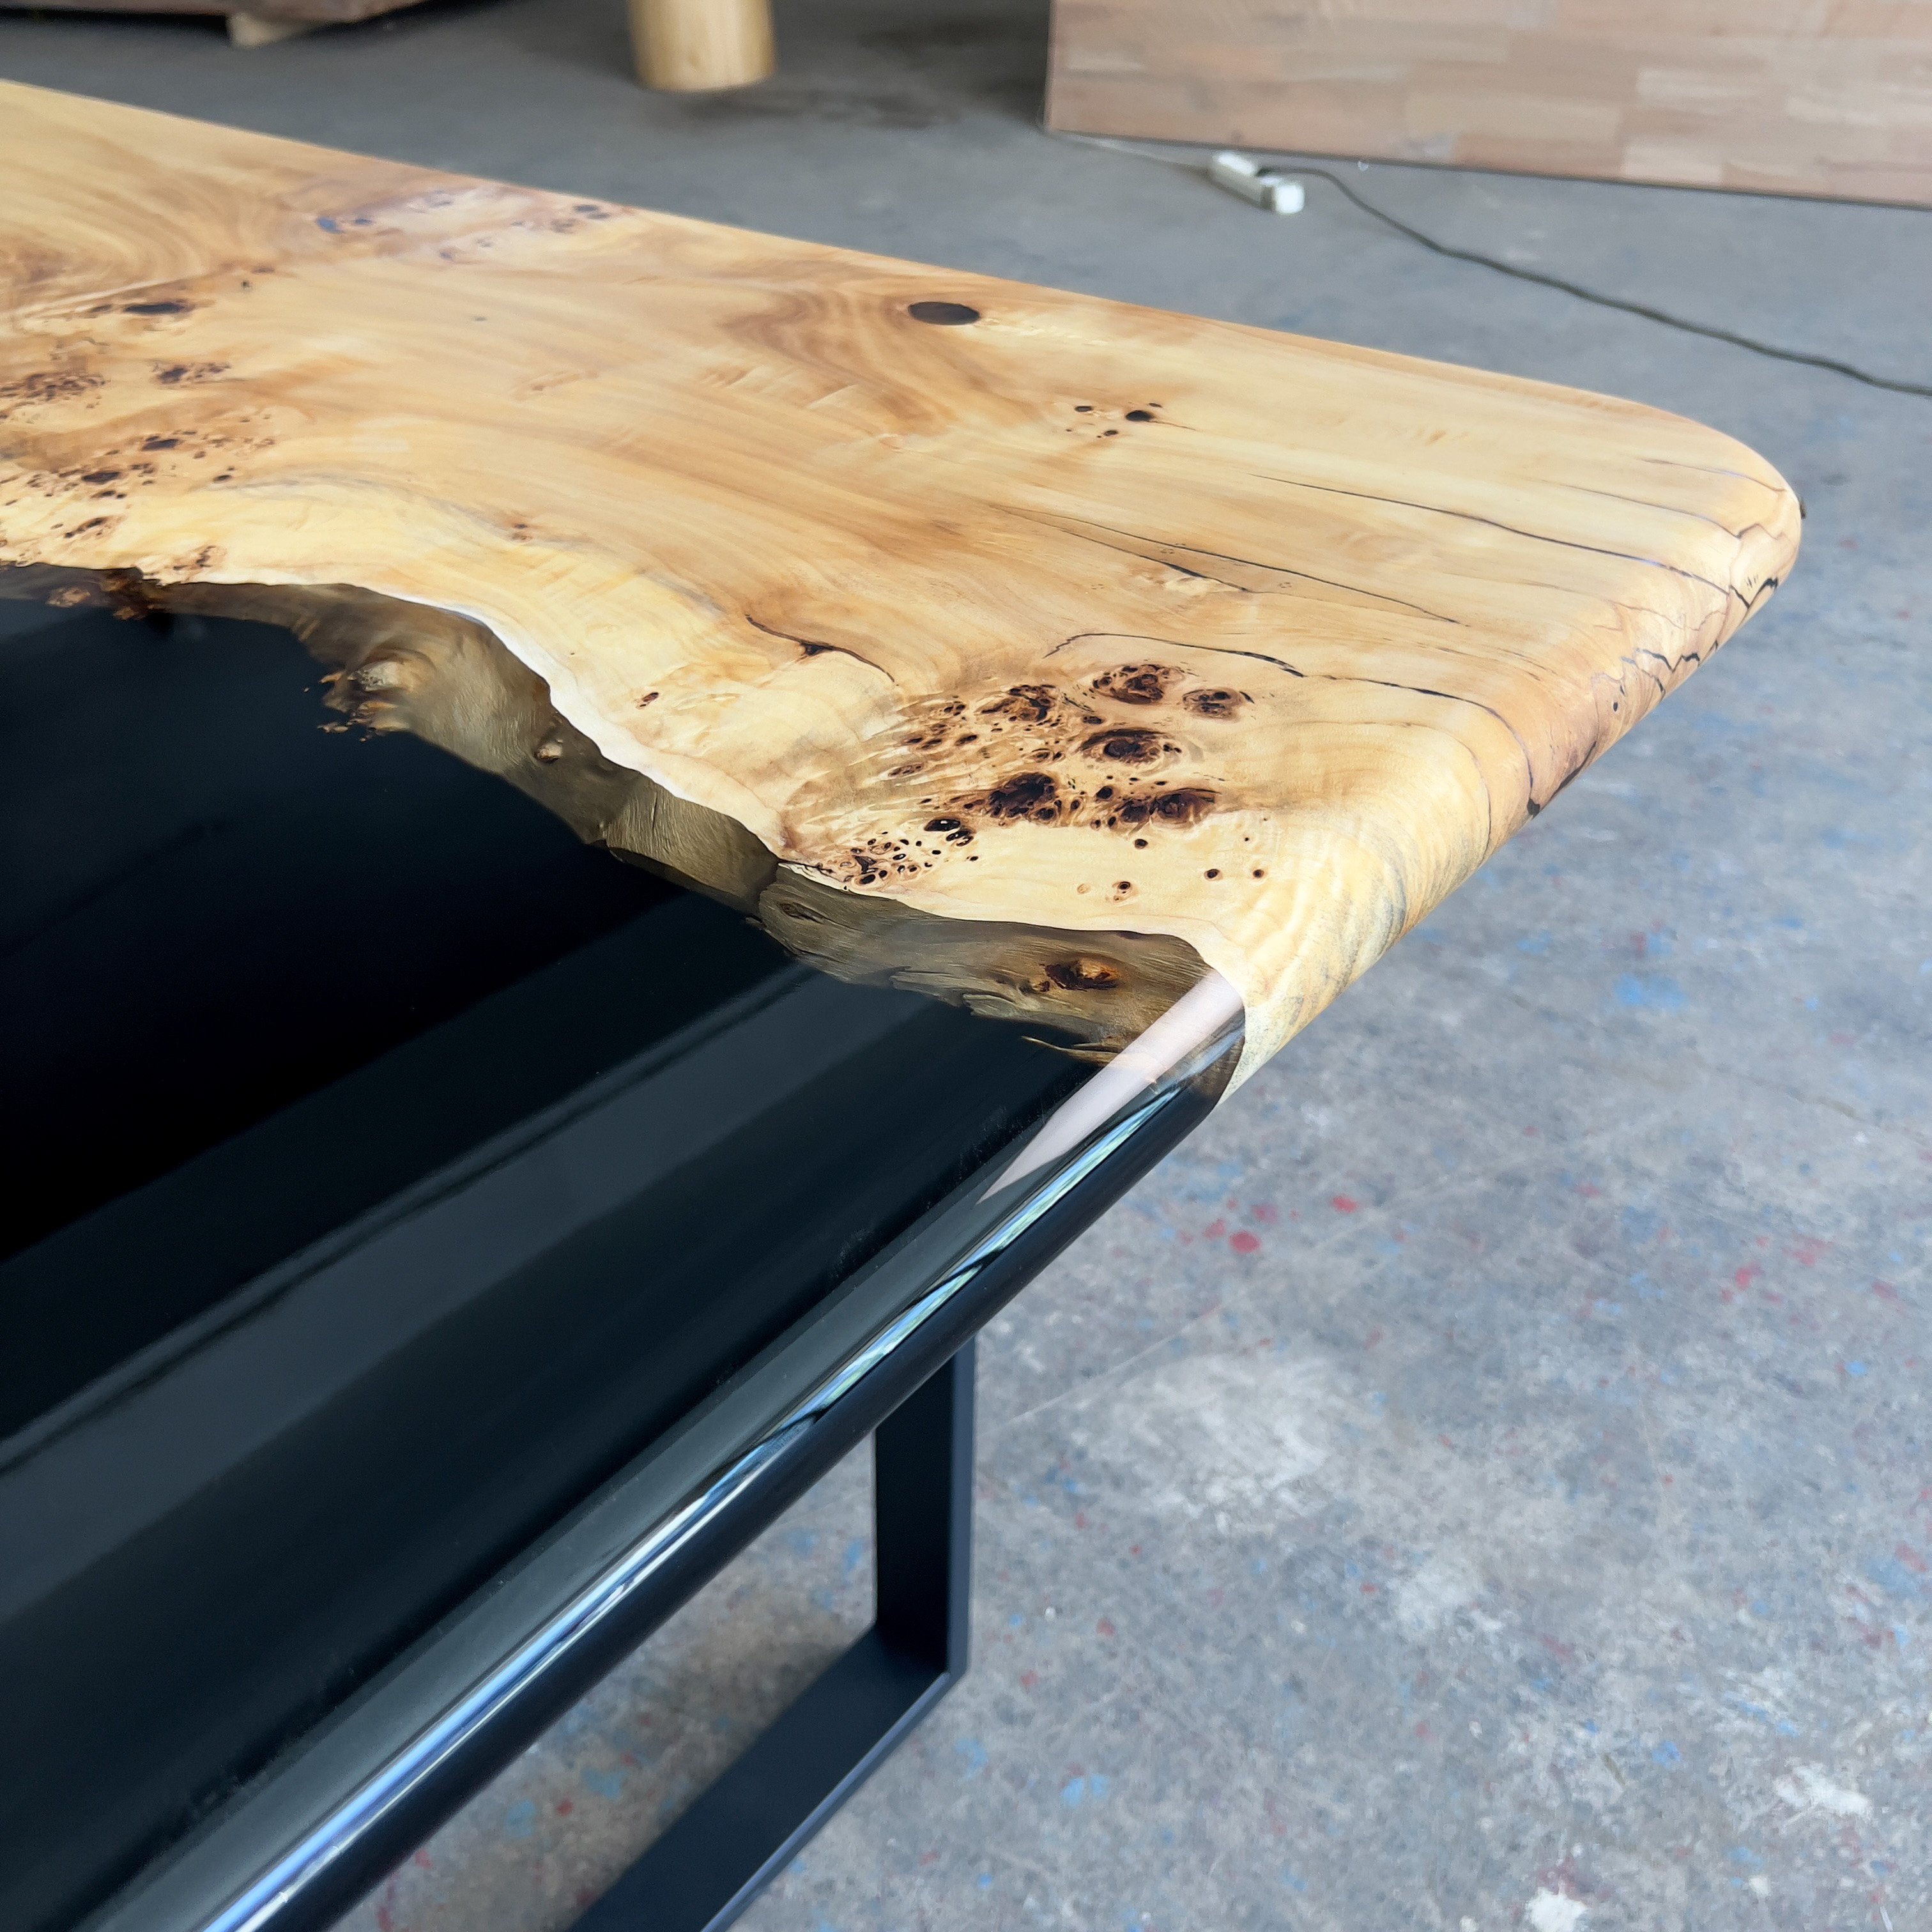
[0,83,1799,1084]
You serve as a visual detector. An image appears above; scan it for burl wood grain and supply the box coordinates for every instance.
[1050,0,1932,208]
[0,82,1798,1082]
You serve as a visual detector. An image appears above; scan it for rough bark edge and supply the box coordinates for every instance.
[1,564,1213,1057]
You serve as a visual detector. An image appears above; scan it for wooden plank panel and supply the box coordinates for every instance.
[1049,0,1932,205]
[0,0,420,21]
[0,84,1797,1084]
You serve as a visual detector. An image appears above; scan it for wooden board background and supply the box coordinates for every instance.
[1048,1,1932,207]
[0,0,419,24]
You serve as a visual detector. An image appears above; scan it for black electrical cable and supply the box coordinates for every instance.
[1051,130,1932,402]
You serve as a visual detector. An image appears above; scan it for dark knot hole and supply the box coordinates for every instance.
[907,301,981,326]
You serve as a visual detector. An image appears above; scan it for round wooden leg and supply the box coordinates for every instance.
[629,0,774,92]
[227,12,315,46]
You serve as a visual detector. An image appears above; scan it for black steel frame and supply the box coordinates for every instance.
[575,1340,975,1932]
[81,1055,1225,1932]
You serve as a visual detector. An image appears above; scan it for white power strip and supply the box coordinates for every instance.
[1208,151,1306,215]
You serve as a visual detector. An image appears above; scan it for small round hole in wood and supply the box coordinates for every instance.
[907,301,981,326]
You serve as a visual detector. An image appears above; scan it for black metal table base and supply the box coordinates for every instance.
[574,1340,976,1931]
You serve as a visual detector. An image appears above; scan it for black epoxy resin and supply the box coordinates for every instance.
[0,609,1085,1932]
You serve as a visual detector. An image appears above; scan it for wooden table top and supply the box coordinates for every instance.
[0,81,1799,1082]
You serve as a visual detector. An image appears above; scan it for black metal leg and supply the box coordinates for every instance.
[875,1335,974,1680]
[573,1341,975,1932]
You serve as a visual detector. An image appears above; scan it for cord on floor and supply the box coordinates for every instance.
[1046,127,1932,402]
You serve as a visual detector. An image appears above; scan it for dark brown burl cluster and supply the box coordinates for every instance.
[1090,660,1246,718]
[153,361,229,387]
[1,418,261,552]
[1089,663,1173,705]
[1113,785,1217,828]
[0,369,104,414]
[1085,724,1172,763]
[1184,687,1246,718]
[829,660,1251,888]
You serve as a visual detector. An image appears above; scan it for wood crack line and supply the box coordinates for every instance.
[1554,479,1747,539]
[1025,510,1464,626]
[1248,473,1744,607]
[743,611,891,678]
[1045,630,1303,677]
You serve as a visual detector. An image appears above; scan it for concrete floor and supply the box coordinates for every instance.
[10,2,1931,1926]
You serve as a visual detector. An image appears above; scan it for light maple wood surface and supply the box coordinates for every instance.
[1049,0,1932,208]
[0,82,1798,1084]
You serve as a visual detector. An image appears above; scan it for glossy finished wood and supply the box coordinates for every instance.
[0,82,1798,1082]
[1048,0,1932,208]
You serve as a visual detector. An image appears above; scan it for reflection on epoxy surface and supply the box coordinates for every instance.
[0,606,1218,1932]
